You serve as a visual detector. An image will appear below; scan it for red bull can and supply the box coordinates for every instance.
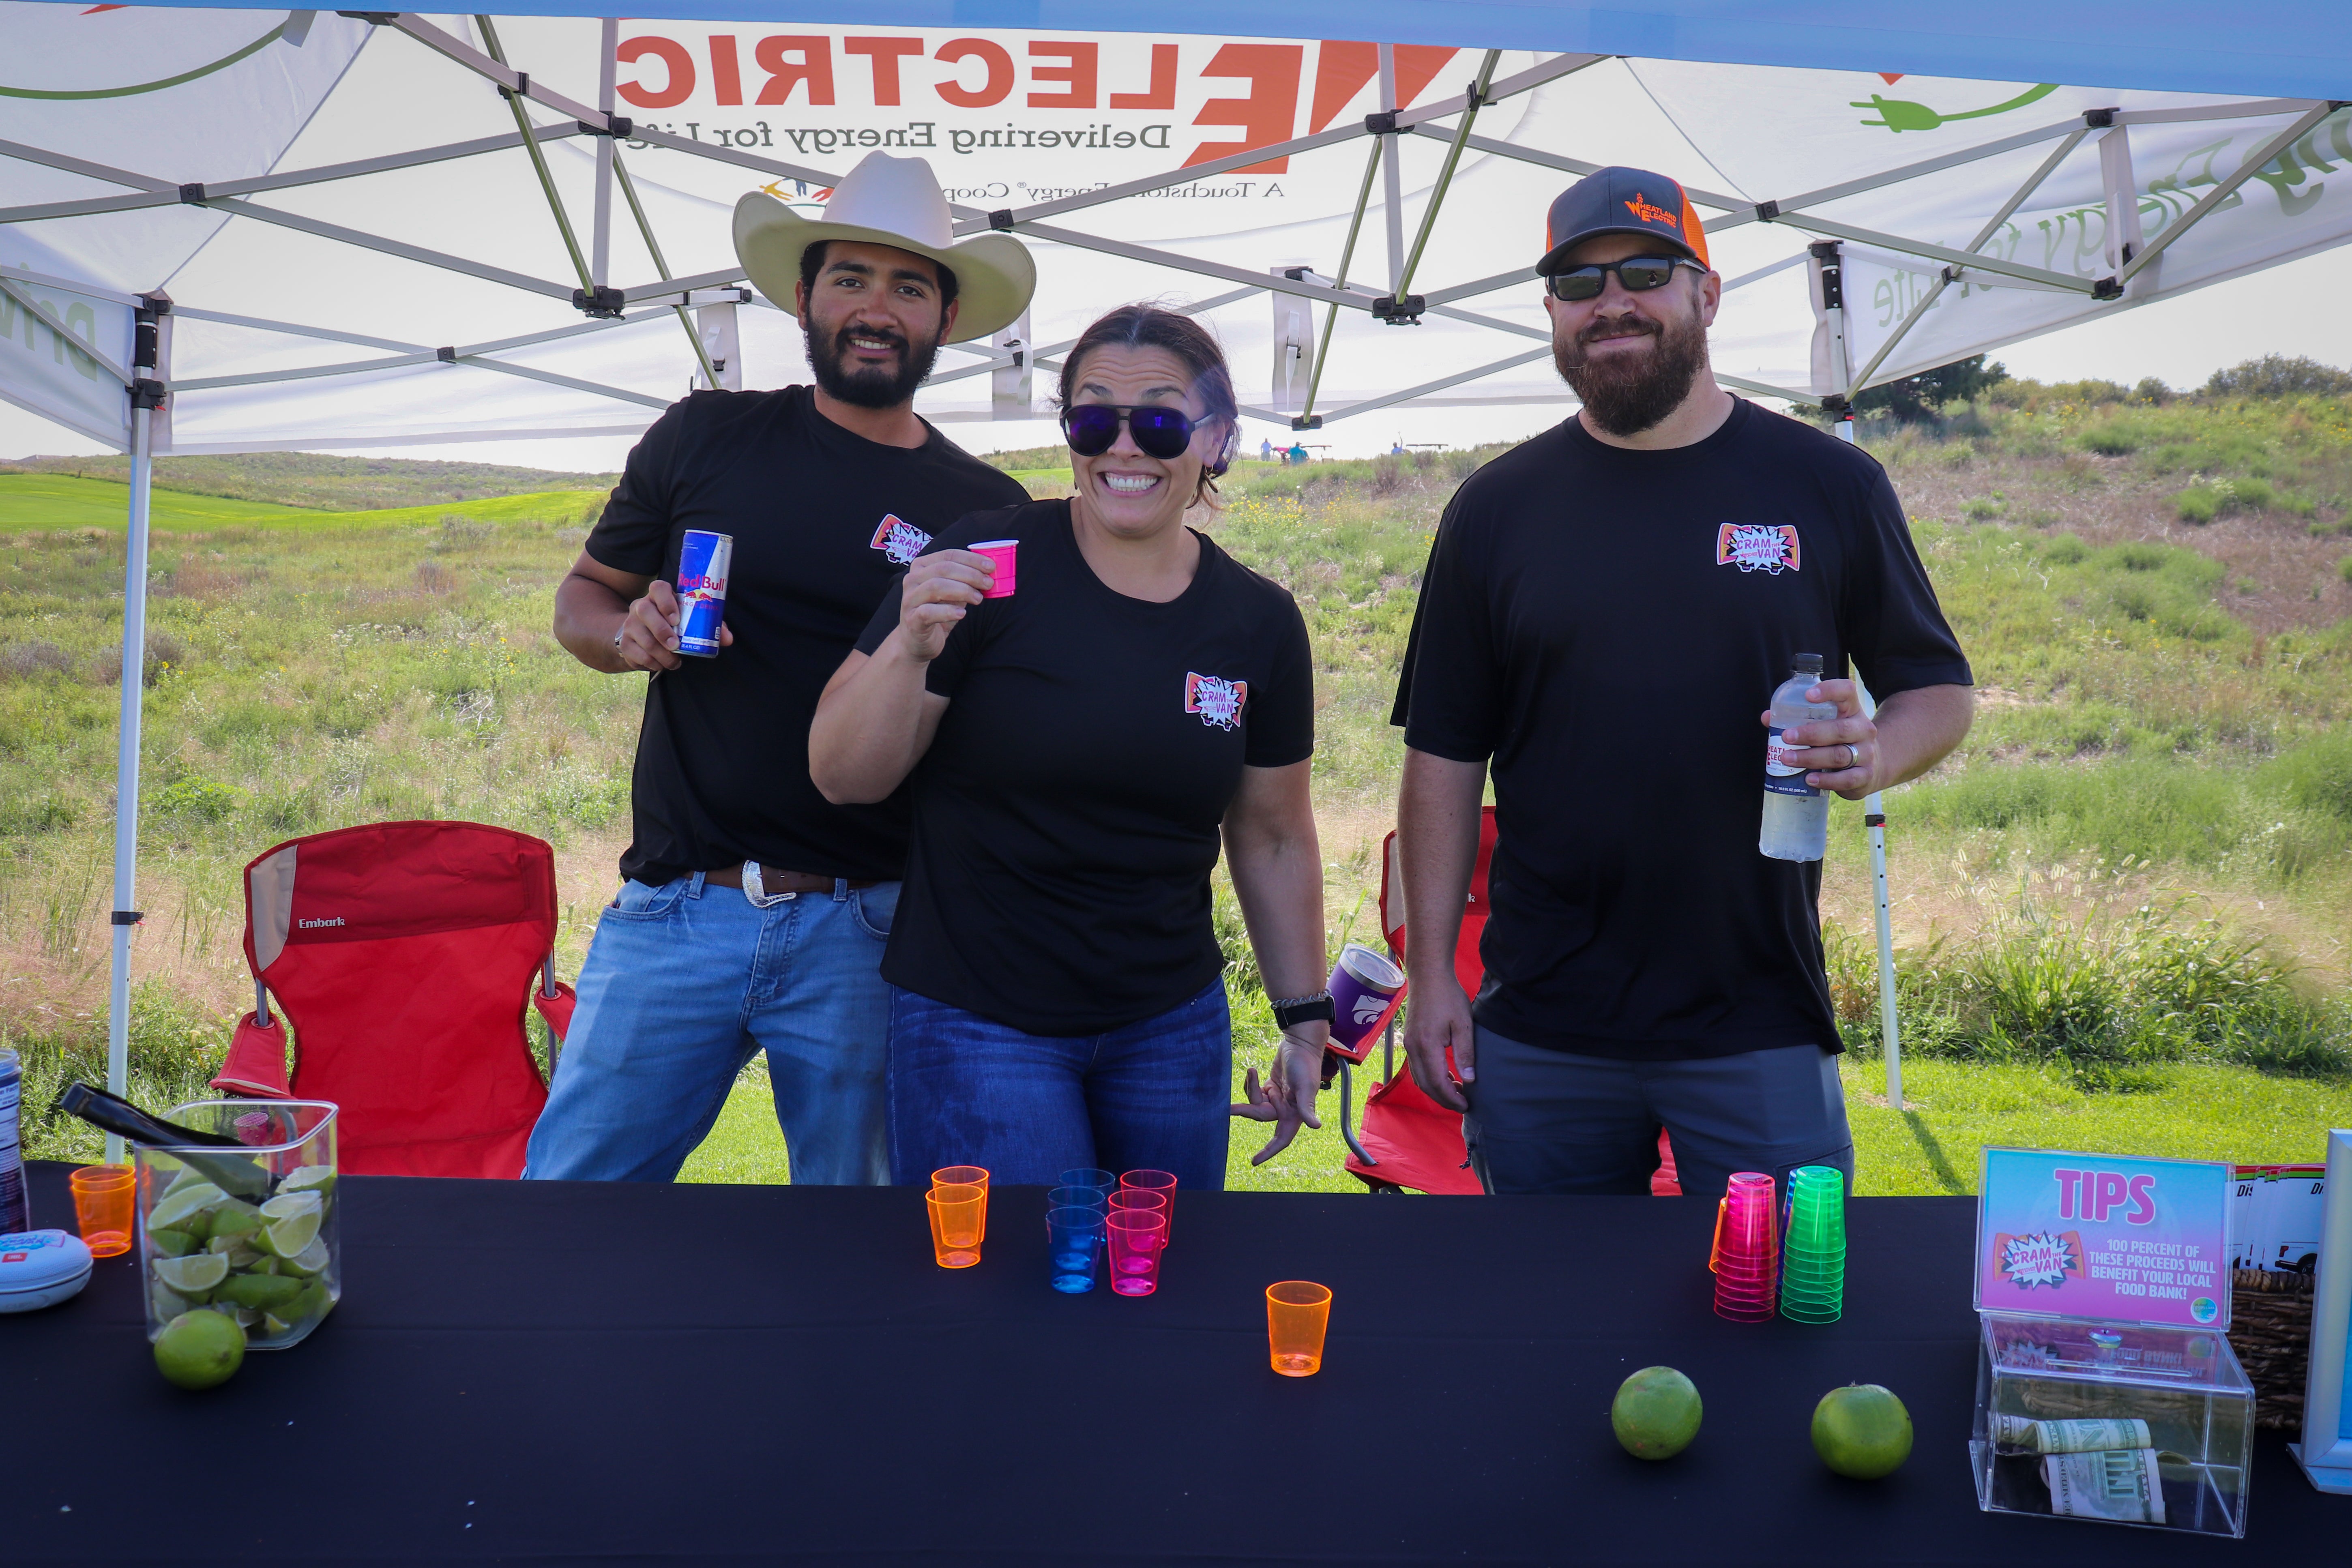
[676,529,732,658]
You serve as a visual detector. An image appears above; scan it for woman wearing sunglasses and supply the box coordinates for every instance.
[809,303,1328,1188]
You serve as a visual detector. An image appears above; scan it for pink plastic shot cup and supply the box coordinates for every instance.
[968,539,1017,598]
[1107,1189,1167,1225]
[1121,1170,1177,1244]
[1106,1209,1166,1296]
[1713,1172,1780,1321]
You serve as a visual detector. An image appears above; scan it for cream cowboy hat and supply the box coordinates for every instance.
[733,153,1035,345]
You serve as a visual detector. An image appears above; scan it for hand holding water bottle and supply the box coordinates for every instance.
[1760,668,1879,799]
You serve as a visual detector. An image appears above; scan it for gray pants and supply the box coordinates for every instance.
[1464,1029,1855,1198]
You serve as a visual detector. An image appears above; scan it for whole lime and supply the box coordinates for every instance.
[154,1309,246,1390]
[1611,1366,1703,1460]
[1812,1384,1913,1478]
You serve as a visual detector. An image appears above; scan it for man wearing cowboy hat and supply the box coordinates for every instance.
[530,154,1035,1184]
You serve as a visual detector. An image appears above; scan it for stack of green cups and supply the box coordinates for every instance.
[1779,1165,1846,1323]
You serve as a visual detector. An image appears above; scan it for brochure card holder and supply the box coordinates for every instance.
[2288,1128,2352,1495]
[1969,1148,2251,1537]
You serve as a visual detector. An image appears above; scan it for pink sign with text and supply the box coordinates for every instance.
[1974,1147,2232,1329]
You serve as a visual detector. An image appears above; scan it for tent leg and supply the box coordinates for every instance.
[1377,47,1404,290]
[104,401,155,1163]
[1855,682,1903,1112]
[1338,1059,1376,1167]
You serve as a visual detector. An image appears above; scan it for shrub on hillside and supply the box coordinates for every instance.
[2204,355,2352,399]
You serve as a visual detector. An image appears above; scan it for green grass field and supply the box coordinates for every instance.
[6,384,2351,1190]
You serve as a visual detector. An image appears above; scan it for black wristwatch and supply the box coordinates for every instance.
[1270,991,1335,1031]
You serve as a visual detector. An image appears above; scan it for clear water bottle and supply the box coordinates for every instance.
[0,1045,27,1233]
[1760,653,1837,862]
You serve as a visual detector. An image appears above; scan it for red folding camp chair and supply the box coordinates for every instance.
[208,820,577,1179]
[1336,808,1679,1196]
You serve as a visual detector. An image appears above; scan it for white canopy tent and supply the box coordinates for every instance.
[4,2,2348,1147]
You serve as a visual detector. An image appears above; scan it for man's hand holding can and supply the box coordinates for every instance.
[613,578,733,672]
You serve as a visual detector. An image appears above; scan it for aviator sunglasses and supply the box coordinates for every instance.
[1060,402,1201,461]
[1543,255,1704,302]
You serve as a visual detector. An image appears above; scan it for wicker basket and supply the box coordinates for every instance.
[2230,1268,2317,1431]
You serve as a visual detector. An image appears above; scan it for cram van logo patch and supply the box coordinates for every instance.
[869,514,931,564]
[1716,523,1801,575]
[1184,672,1248,730]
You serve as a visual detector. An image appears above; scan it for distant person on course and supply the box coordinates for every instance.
[809,305,1330,1189]
[1390,167,1976,1198]
[528,154,1036,1184]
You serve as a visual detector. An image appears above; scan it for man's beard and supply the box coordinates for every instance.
[804,315,942,409]
[1554,300,1710,438]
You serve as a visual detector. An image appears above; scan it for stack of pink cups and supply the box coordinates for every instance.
[1712,1171,1780,1322]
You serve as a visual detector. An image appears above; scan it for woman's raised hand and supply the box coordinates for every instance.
[897,549,996,662]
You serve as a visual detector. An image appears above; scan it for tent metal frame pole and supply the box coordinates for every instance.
[105,347,159,1159]
[167,306,424,354]
[473,16,596,297]
[1409,127,1752,219]
[169,308,677,392]
[926,286,1258,388]
[1308,345,1554,424]
[1767,212,2098,293]
[0,276,134,386]
[1378,45,1404,289]
[461,356,670,410]
[607,148,720,386]
[592,17,617,288]
[0,136,174,192]
[0,127,592,226]
[202,195,576,298]
[1846,128,2088,393]
[2119,101,2338,284]
[1857,682,1903,1112]
[1014,220,1376,309]
[385,13,606,127]
[1393,51,1501,302]
[1299,139,1384,425]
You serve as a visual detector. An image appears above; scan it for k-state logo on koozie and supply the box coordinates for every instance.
[869,514,931,564]
[1185,672,1248,730]
[1716,522,1801,575]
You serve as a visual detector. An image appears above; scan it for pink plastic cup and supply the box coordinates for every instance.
[969,539,1017,598]
[1106,1210,1166,1296]
[1714,1172,1780,1322]
[1107,1189,1167,1225]
[1121,1170,1177,1244]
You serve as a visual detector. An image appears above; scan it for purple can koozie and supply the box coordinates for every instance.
[676,529,732,658]
[1327,943,1406,1053]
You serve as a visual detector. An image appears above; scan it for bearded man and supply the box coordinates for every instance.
[529,154,1033,1183]
[1388,167,1976,1199]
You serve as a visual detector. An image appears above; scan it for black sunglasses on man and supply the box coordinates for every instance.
[1542,255,1705,302]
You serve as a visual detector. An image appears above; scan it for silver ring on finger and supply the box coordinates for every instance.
[1844,743,1859,768]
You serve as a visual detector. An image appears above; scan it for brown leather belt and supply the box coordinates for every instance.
[704,864,877,894]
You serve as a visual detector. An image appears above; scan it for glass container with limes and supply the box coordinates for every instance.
[135,1100,340,1351]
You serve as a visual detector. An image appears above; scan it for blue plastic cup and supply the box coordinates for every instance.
[1047,1206,1105,1294]
[1047,1185,1108,1214]
[1059,1168,1115,1194]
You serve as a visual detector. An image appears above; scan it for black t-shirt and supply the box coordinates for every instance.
[1391,400,1972,1060]
[854,500,1315,1036]
[586,385,1028,885]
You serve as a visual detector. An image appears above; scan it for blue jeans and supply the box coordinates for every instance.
[886,979,1232,1189]
[1463,1029,1855,1199]
[524,873,898,1184]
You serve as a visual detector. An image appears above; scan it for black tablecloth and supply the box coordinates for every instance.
[7,1160,2340,1565]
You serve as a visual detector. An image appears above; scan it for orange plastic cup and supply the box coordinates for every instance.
[1266,1281,1332,1377]
[70,1164,136,1258]
[933,1167,989,1242]
[1708,1196,1727,1273]
[927,1183,985,1268]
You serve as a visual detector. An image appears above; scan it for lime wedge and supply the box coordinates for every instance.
[258,1192,322,1222]
[281,1237,331,1277]
[261,1210,321,1259]
[148,1228,197,1258]
[148,1181,225,1232]
[155,1253,230,1294]
[260,1313,293,1338]
[278,1165,337,1196]
[217,1272,304,1311]
[208,1207,263,1246]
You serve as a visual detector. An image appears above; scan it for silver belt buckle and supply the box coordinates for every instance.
[742,860,796,907]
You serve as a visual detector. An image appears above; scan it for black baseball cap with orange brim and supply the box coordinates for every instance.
[1537,166,1712,275]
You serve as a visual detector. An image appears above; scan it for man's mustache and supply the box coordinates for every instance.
[1579,315,1661,347]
